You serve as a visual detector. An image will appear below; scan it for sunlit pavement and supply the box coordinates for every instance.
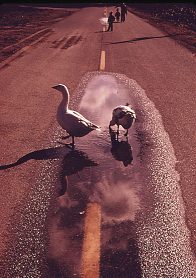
[0,5,196,278]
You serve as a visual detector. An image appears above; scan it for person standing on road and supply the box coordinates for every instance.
[107,11,115,31]
[121,3,127,22]
[115,8,121,22]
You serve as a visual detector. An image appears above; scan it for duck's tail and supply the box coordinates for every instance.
[92,123,101,131]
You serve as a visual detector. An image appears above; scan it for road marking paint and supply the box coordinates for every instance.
[81,9,105,274]
[100,50,106,71]
[81,203,101,278]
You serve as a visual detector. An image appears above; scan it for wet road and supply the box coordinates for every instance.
[46,73,196,277]
[1,72,195,277]
[0,5,196,278]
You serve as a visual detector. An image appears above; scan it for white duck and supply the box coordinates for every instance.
[109,104,136,137]
[52,84,100,149]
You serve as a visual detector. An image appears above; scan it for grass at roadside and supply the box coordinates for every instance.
[127,3,196,54]
[0,4,76,62]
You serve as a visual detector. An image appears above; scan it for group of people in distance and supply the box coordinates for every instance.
[107,3,127,32]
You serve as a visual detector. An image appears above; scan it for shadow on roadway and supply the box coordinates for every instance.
[0,145,97,171]
[94,30,105,33]
[0,146,71,170]
[106,33,190,45]
[0,145,98,196]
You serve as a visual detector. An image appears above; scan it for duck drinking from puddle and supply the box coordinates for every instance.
[109,104,136,138]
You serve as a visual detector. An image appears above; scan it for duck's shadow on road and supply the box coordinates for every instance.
[0,129,133,171]
[0,145,99,196]
[0,145,98,171]
[0,145,70,170]
[0,131,133,196]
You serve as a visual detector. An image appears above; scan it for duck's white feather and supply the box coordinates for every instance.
[58,110,99,137]
[53,84,100,138]
[113,105,136,119]
[110,105,136,130]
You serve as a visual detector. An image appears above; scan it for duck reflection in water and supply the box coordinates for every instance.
[49,149,98,277]
[59,149,98,195]
[110,130,133,167]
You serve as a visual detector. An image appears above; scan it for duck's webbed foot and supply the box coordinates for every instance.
[65,141,75,150]
[58,135,73,149]
[65,143,74,150]
[59,135,75,149]
[57,141,74,150]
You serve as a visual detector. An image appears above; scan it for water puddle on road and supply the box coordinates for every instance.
[46,72,195,277]
[1,72,195,278]
[46,73,143,277]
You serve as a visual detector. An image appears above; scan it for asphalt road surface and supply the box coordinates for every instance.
[0,6,195,278]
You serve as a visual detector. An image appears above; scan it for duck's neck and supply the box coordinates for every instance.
[59,90,69,112]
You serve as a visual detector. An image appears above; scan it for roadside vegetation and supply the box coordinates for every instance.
[127,3,196,54]
[0,4,75,62]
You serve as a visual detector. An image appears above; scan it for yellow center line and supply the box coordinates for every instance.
[81,8,106,276]
[100,7,107,69]
[81,203,101,278]
[100,50,106,71]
